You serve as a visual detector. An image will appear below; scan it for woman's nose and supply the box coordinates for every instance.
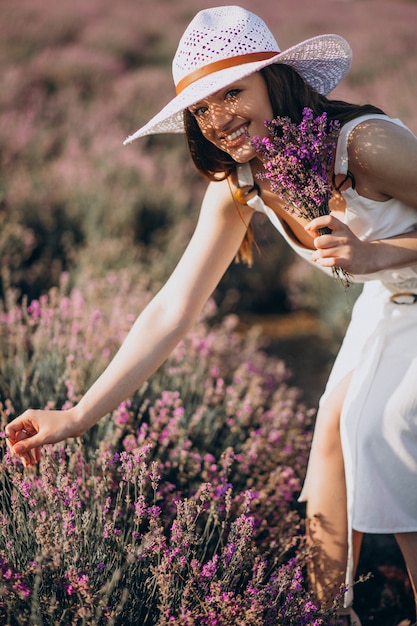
[209,104,233,130]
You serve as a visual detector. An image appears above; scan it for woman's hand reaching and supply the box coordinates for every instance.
[5,407,83,467]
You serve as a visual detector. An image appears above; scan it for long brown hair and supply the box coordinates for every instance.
[184,64,385,264]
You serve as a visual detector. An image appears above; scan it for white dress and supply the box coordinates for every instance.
[237,114,417,606]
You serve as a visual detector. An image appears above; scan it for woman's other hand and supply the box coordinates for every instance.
[306,214,372,274]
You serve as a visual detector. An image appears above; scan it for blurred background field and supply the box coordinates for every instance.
[0,0,417,623]
[1,0,416,324]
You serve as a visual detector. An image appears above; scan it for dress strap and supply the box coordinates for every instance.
[236,163,289,235]
[236,161,255,188]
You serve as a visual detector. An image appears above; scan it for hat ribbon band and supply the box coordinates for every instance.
[175,51,279,95]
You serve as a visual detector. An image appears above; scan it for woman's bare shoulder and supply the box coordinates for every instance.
[347,118,417,205]
[348,118,417,164]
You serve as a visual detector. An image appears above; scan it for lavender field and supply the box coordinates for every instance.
[0,0,416,624]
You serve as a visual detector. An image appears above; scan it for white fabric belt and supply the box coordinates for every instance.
[382,280,417,304]
[389,292,417,304]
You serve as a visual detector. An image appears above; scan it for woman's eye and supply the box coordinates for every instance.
[225,89,240,100]
[191,106,208,118]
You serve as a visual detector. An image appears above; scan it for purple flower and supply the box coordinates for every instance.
[252,108,350,286]
[201,555,219,579]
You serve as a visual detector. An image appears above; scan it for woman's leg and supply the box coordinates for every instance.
[303,373,360,610]
[394,532,417,618]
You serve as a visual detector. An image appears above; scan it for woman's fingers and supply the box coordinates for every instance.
[5,413,46,465]
[305,214,341,236]
[306,216,360,270]
[5,407,81,466]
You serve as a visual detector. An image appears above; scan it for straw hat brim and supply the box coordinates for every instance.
[123,34,352,144]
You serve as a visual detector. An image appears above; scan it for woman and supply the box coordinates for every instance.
[5,6,417,624]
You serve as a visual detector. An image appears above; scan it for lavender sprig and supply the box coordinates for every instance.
[252,107,351,287]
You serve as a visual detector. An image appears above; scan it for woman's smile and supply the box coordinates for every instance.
[220,123,249,148]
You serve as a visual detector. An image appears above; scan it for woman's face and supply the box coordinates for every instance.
[188,72,273,163]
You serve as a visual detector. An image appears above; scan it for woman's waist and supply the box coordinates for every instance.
[353,266,417,290]
[381,277,417,304]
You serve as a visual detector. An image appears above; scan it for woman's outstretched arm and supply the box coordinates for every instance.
[6,178,253,465]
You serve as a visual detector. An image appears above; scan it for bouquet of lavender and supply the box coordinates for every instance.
[252,107,350,287]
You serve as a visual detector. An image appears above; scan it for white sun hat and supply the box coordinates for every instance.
[123,5,352,144]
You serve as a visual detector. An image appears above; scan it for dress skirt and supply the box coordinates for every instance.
[300,279,417,605]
